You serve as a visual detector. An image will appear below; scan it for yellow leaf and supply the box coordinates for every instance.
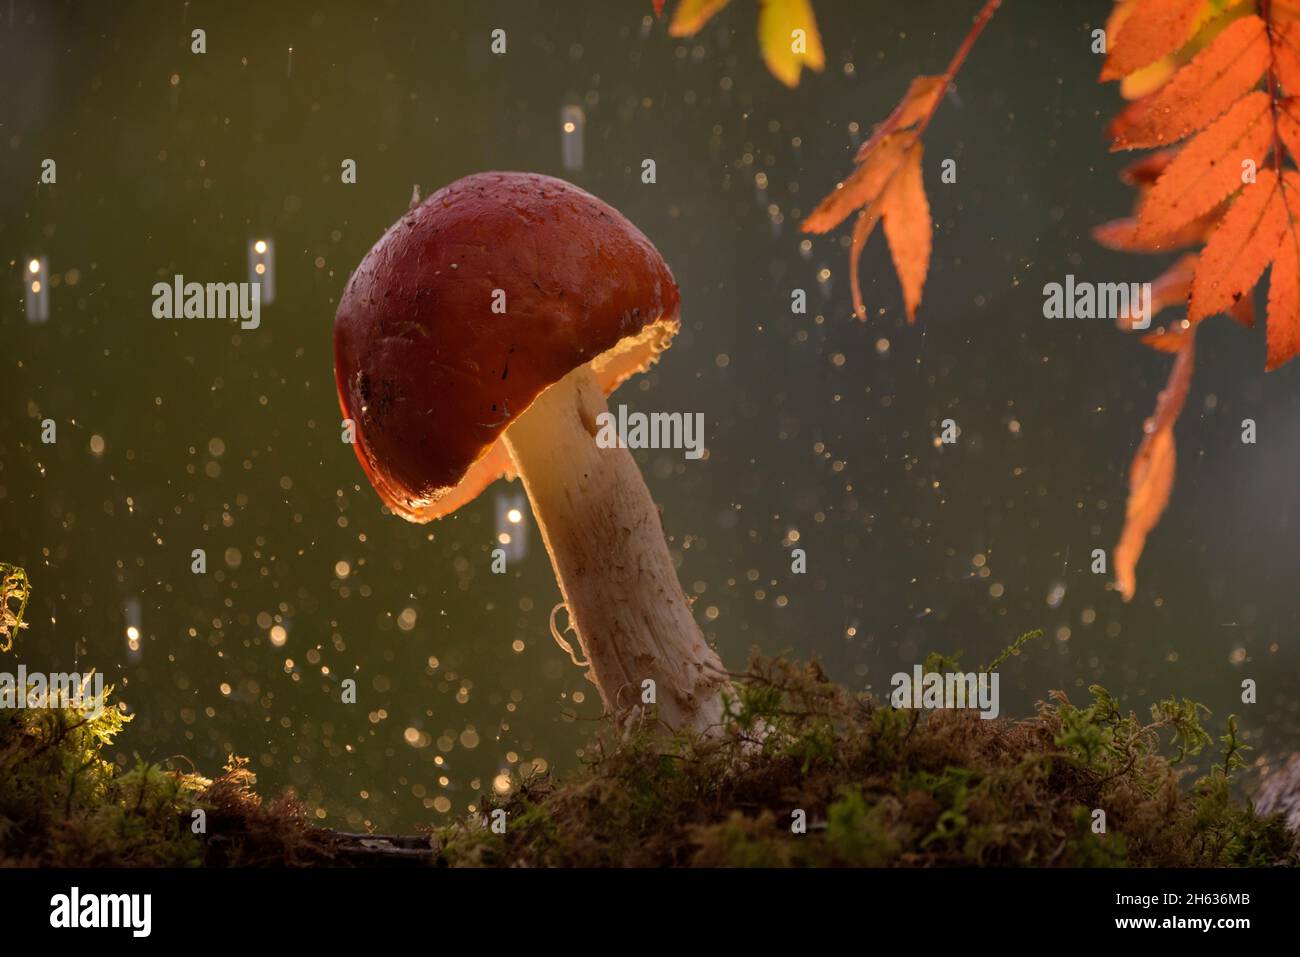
[668,0,733,37]
[1120,55,1177,99]
[758,0,825,88]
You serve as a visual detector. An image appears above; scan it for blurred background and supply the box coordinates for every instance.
[1,0,1296,832]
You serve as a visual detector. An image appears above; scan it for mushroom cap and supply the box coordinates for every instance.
[334,171,681,522]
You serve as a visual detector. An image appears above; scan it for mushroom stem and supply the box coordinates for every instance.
[502,364,728,736]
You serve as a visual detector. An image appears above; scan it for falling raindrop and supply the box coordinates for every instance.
[249,238,276,305]
[25,257,49,323]
[495,490,528,562]
[816,265,832,299]
[560,104,585,172]
[124,598,143,663]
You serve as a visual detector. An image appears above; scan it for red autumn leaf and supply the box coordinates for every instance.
[802,133,915,235]
[803,74,944,237]
[803,98,931,323]
[1231,292,1257,329]
[1113,334,1196,602]
[805,127,934,323]
[1097,0,1300,602]
[836,143,935,324]
[848,203,884,324]
[880,144,932,323]
[855,75,945,161]
[1276,96,1300,163]
[802,0,1002,323]
[1093,152,1224,254]
[1103,4,1300,366]
[1117,252,1197,332]
[1100,0,1205,82]
[1120,148,1180,185]
[1133,91,1273,243]
[1273,18,1300,94]
[1267,215,1300,369]
[1188,168,1290,322]
[1093,210,1218,253]
[1136,259,1252,353]
[1108,15,1268,150]
[1142,285,1255,352]
[1143,329,1192,352]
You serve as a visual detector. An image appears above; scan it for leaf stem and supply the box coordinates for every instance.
[1263,0,1285,174]
[917,0,1003,139]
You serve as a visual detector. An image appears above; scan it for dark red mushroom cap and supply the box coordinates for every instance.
[333,171,681,522]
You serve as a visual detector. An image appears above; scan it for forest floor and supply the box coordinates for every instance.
[2,633,1298,867]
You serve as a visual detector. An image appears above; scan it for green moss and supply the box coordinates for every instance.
[0,567,337,866]
[436,652,1299,868]
[0,679,338,866]
[1,567,1296,867]
[0,563,30,654]
[0,681,202,866]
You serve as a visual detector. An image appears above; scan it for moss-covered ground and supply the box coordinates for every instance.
[2,567,1295,868]
[2,653,1296,867]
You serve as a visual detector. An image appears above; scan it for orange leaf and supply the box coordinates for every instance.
[856,76,945,161]
[1120,148,1180,185]
[1189,168,1289,322]
[1266,220,1300,369]
[1109,15,1268,151]
[1143,284,1254,352]
[1276,97,1300,165]
[848,204,884,321]
[803,0,999,326]
[880,145,932,324]
[1095,207,1222,253]
[1113,335,1196,602]
[1273,19,1300,94]
[668,0,732,36]
[802,134,914,234]
[804,72,947,236]
[1230,291,1257,329]
[1134,91,1273,243]
[1143,328,1193,352]
[1101,0,1204,82]
[1121,252,1197,333]
[1106,0,1179,98]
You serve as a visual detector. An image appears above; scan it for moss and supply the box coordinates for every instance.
[1,567,1296,867]
[0,563,30,654]
[2,658,1294,868]
[436,653,1299,868]
[0,681,344,866]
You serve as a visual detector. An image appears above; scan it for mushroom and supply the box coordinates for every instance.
[333,171,728,736]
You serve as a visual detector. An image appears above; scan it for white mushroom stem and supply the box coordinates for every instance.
[502,363,729,736]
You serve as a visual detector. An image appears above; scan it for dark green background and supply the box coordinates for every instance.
[2,0,1296,831]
